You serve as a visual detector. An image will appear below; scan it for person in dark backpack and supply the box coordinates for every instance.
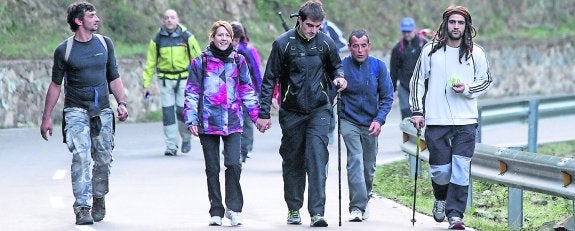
[390,17,428,119]
[340,29,393,222]
[183,20,259,227]
[40,1,128,225]
[256,1,347,227]
[231,21,262,163]
[142,9,201,156]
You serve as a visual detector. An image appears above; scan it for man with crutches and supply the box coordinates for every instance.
[339,29,394,222]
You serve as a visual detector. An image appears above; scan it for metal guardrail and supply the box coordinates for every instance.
[401,120,575,200]
[400,93,575,229]
[478,94,575,126]
[477,94,575,152]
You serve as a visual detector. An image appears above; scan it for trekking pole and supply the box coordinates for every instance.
[411,128,422,226]
[335,84,342,227]
[277,12,290,32]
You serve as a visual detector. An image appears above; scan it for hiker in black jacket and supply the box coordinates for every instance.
[390,17,428,119]
[256,1,347,227]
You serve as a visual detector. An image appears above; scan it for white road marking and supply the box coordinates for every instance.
[52,169,67,180]
[76,226,96,231]
[49,196,65,209]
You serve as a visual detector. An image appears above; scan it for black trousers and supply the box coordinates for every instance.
[278,104,331,216]
[425,124,477,219]
[199,133,243,217]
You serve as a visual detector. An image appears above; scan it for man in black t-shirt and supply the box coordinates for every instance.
[40,1,128,225]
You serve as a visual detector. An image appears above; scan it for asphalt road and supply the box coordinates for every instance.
[1,105,573,230]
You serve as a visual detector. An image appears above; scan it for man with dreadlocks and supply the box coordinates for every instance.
[409,5,492,230]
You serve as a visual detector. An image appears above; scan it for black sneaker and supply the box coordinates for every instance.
[75,207,94,225]
[286,210,302,225]
[181,141,191,153]
[164,149,177,156]
[92,197,106,222]
[310,214,328,227]
[448,217,465,230]
[432,200,446,222]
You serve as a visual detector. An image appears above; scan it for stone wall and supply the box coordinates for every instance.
[1,40,574,128]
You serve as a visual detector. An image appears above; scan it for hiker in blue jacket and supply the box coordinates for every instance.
[340,29,393,222]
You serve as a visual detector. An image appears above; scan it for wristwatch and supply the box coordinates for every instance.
[118,101,127,107]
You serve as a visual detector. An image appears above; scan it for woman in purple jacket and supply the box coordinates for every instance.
[183,20,259,227]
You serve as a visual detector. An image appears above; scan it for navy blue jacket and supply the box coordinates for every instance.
[340,56,394,126]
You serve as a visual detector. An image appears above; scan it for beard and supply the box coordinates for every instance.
[448,30,462,41]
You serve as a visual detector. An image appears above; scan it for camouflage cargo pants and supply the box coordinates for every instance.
[64,107,114,213]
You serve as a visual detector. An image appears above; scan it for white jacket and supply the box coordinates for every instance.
[409,43,492,125]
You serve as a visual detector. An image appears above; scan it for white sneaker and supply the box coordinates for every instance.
[349,209,362,222]
[209,216,222,226]
[362,205,370,220]
[225,210,243,226]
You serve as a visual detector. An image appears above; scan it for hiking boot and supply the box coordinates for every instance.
[209,216,222,226]
[92,197,106,222]
[164,149,177,156]
[225,210,243,226]
[448,217,466,230]
[310,214,328,227]
[348,209,362,222]
[432,200,446,222]
[75,207,94,225]
[286,210,302,225]
[181,141,191,153]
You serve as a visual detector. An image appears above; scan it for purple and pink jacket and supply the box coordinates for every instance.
[183,49,259,136]
[236,42,262,95]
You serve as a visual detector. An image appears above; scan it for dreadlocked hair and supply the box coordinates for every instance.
[429,5,477,64]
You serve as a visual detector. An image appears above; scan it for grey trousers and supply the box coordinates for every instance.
[160,78,191,151]
[340,119,377,212]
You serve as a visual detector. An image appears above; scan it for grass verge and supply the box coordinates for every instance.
[373,141,574,230]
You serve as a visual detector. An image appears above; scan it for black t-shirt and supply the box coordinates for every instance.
[52,35,120,112]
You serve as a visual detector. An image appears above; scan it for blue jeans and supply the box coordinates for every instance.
[64,107,114,213]
[199,133,243,217]
[340,119,377,212]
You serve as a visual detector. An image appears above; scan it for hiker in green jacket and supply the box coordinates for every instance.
[142,9,201,156]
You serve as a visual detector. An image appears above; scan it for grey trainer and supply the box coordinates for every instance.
[310,214,328,227]
[225,210,243,226]
[448,217,466,230]
[349,209,362,222]
[209,216,222,226]
[432,200,446,222]
[287,210,302,225]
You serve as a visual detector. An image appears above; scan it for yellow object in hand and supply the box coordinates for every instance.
[449,75,460,87]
